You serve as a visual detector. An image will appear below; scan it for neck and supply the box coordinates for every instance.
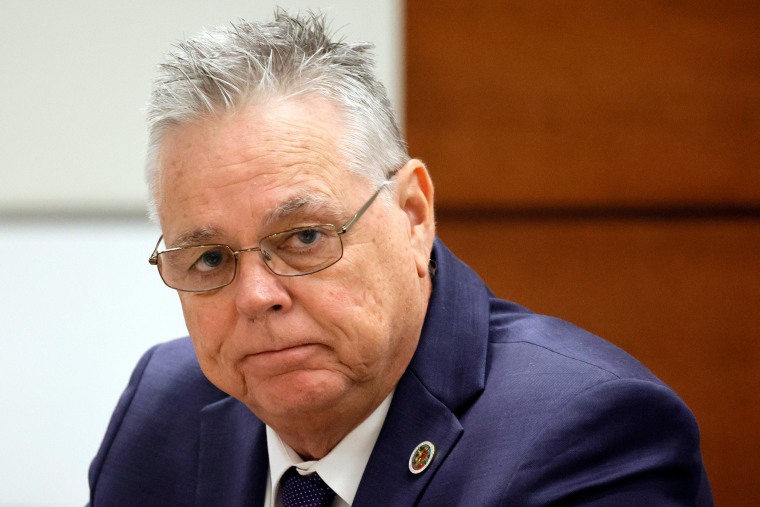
[269,389,391,460]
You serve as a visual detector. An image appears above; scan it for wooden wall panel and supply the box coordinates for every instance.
[436,219,760,505]
[406,1,760,505]
[406,1,760,208]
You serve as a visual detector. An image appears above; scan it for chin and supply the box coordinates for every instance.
[245,369,353,419]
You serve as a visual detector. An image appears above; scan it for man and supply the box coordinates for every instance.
[89,11,712,506]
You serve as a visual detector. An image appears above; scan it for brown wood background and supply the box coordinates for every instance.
[405,2,760,505]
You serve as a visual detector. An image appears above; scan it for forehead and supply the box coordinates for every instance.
[159,95,345,187]
[156,96,362,243]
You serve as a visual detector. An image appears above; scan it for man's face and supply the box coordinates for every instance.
[156,96,434,450]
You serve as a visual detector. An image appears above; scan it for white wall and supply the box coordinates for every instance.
[0,221,187,506]
[0,0,403,214]
[0,2,402,505]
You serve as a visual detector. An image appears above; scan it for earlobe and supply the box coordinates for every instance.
[396,159,435,278]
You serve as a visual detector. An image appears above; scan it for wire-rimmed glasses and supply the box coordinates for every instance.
[149,181,391,292]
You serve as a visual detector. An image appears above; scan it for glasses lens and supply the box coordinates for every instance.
[261,225,343,275]
[157,245,236,291]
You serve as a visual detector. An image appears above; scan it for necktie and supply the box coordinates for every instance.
[280,466,337,507]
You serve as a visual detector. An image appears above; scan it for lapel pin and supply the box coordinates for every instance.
[409,441,436,474]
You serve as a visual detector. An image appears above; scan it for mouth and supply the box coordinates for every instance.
[241,343,327,374]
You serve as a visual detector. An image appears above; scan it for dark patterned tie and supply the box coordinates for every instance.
[280,466,337,507]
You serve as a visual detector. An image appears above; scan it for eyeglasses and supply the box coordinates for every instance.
[149,181,391,292]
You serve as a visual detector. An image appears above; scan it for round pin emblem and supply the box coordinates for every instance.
[408,441,435,474]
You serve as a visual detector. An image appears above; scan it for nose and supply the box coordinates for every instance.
[233,251,293,317]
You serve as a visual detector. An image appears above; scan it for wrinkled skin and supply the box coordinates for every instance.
[156,95,435,459]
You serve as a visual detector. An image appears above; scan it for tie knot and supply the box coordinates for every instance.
[280,466,336,507]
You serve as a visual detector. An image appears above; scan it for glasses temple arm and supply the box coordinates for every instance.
[148,235,163,265]
[338,181,392,235]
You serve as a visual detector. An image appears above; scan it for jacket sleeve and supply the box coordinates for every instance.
[503,378,713,506]
[87,344,159,504]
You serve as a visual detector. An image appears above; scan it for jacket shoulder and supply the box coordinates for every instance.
[440,297,712,505]
[488,296,660,382]
[88,338,227,506]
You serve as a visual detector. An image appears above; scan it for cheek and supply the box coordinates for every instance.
[179,295,236,371]
[181,295,231,339]
[319,264,412,363]
[302,282,381,361]
[179,295,253,399]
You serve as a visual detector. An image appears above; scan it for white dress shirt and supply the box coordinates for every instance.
[264,392,394,507]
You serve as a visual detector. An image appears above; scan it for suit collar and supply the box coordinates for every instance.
[353,239,491,506]
[409,238,491,413]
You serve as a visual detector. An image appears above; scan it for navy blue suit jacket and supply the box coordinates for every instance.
[89,240,712,505]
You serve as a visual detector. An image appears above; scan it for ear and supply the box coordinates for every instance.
[395,159,435,278]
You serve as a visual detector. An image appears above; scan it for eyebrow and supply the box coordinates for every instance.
[169,226,226,249]
[262,191,345,227]
[168,192,346,249]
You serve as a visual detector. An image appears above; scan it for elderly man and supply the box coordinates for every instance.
[89,11,712,507]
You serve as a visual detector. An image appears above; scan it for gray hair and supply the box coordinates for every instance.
[145,10,408,220]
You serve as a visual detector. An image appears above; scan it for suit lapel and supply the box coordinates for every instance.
[354,240,492,506]
[196,396,268,507]
[353,369,464,506]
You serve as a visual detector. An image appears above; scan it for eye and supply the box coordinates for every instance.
[294,228,321,245]
[193,248,227,272]
[262,226,339,274]
[268,227,329,254]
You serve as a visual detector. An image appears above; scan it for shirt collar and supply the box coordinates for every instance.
[267,391,394,506]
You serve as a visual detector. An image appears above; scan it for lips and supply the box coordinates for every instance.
[240,343,330,375]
